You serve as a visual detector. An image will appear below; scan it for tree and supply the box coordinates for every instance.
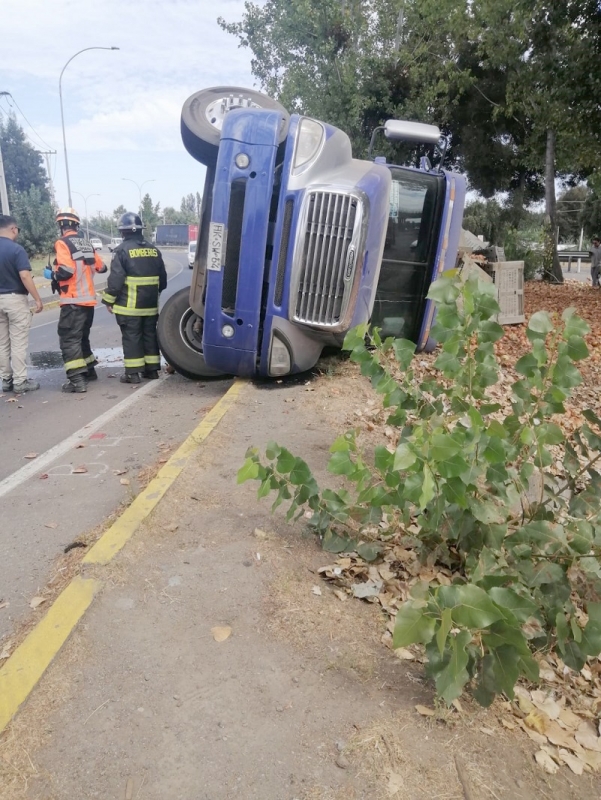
[113,204,127,219]
[10,186,56,256]
[140,194,160,236]
[0,116,49,200]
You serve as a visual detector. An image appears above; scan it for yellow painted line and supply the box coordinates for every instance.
[0,576,101,734]
[83,378,246,566]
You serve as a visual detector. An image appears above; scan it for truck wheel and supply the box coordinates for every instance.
[158,287,227,379]
[181,86,289,167]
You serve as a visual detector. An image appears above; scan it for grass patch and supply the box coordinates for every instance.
[29,256,50,278]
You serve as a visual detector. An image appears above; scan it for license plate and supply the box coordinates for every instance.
[208,222,225,271]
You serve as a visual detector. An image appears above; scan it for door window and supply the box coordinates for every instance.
[372,168,444,341]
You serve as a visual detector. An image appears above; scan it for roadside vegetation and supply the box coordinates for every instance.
[240,276,601,774]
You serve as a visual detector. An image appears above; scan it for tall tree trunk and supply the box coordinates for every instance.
[543,128,563,283]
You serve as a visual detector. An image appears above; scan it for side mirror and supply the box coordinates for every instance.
[384,119,441,145]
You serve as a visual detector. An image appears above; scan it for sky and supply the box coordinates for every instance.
[0,0,255,217]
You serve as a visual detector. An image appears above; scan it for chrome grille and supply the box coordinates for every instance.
[293,191,360,326]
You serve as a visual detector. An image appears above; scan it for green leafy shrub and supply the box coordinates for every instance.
[238,274,601,705]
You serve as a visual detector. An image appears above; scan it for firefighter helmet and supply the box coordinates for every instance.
[117,212,143,233]
[56,207,80,226]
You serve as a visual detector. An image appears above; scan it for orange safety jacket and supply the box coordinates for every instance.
[53,231,107,306]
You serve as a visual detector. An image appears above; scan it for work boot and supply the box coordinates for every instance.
[120,373,141,385]
[87,367,98,381]
[142,370,159,380]
[13,379,40,393]
[62,375,87,393]
[2,377,13,392]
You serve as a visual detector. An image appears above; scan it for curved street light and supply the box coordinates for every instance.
[122,178,156,223]
[73,191,100,242]
[59,47,120,207]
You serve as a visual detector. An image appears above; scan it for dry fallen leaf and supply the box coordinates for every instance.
[211,626,232,643]
[394,647,416,661]
[535,749,559,774]
[72,465,88,474]
[415,705,435,717]
[74,443,85,449]
[524,710,549,735]
[558,749,584,775]
[164,523,179,533]
[0,602,9,611]
[30,596,46,609]
[44,522,58,529]
[0,641,13,660]
[39,473,49,480]
[311,585,322,596]
[23,452,38,459]
[113,469,127,475]
[120,478,130,486]
[253,528,268,539]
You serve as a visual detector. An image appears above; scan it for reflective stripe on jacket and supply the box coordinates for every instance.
[102,237,167,316]
[54,232,107,306]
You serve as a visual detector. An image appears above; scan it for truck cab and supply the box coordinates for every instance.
[158,87,465,379]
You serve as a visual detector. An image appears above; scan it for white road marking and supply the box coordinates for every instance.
[0,379,158,499]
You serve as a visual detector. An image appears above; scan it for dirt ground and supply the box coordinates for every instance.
[2,290,601,798]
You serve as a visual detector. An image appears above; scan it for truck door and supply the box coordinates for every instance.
[370,167,445,342]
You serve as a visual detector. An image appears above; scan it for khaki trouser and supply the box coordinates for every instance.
[0,293,32,383]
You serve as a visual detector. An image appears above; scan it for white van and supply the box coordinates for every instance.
[109,237,123,252]
[188,240,196,269]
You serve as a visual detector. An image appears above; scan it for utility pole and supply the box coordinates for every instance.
[0,141,9,215]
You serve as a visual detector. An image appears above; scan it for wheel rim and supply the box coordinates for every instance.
[179,307,205,356]
[204,94,262,132]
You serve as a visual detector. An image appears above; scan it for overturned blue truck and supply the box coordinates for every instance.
[157,87,466,379]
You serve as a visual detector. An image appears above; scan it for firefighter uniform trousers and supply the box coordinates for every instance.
[115,313,160,375]
[58,305,97,377]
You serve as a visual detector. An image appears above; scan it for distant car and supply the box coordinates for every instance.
[109,237,123,252]
[90,238,103,250]
[188,240,196,268]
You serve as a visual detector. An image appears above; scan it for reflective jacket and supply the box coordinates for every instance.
[102,236,167,316]
[53,231,107,306]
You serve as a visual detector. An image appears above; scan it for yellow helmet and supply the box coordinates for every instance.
[56,207,80,225]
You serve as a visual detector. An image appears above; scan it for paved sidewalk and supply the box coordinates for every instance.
[2,375,599,800]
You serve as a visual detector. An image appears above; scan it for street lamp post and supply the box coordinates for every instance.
[59,46,119,207]
[121,178,156,224]
[73,192,100,241]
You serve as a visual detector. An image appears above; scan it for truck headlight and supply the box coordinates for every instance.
[269,333,291,376]
[293,118,324,171]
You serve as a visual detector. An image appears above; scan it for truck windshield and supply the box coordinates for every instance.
[371,167,444,342]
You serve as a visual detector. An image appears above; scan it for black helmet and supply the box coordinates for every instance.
[117,212,143,233]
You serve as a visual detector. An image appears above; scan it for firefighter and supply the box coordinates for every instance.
[53,208,107,393]
[102,212,167,383]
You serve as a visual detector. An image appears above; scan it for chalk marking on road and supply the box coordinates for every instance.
[83,379,245,566]
[0,576,101,734]
[0,378,245,735]
[0,379,157,500]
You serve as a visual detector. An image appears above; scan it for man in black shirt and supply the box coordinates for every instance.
[0,215,44,393]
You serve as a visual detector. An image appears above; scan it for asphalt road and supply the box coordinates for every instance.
[0,250,232,642]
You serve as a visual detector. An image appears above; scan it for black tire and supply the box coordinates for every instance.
[158,287,227,379]
[181,86,290,167]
